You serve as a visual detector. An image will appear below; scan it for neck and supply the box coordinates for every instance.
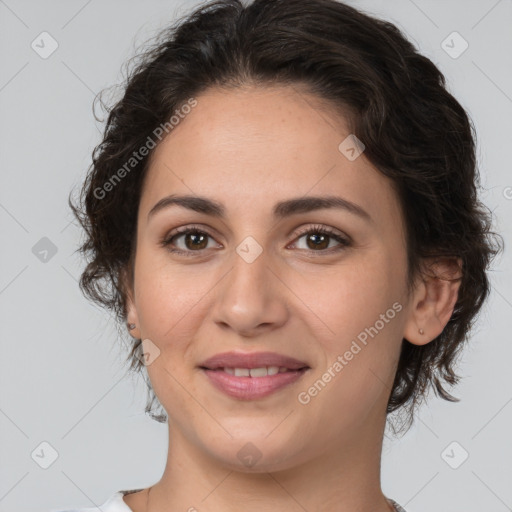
[145,406,393,512]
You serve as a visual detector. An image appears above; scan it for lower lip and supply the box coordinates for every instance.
[201,368,308,400]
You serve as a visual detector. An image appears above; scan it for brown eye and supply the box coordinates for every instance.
[161,224,350,257]
[293,226,350,253]
[305,232,330,250]
[182,231,208,250]
[161,227,219,256]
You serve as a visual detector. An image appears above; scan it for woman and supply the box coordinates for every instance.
[63,0,502,510]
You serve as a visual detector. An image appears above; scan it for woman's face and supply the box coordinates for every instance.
[127,85,415,471]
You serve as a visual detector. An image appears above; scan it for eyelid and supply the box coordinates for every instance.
[160,223,351,255]
[286,224,351,254]
[291,223,349,242]
[160,224,223,255]
[164,223,223,244]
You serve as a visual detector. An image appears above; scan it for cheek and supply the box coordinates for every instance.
[292,252,403,411]
[296,306,401,440]
[132,271,204,413]
[289,249,402,345]
[134,254,209,341]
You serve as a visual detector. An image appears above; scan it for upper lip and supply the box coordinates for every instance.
[199,351,310,370]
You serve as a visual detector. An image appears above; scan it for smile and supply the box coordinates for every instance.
[201,367,309,400]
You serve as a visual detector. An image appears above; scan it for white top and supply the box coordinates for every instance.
[53,489,407,511]
[51,490,138,512]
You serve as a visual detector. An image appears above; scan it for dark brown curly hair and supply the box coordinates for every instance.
[69,0,504,433]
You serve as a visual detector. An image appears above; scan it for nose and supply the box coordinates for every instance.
[211,245,289,338]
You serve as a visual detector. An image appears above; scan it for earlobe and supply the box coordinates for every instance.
[126,301,141,339]
[122,265,141,338]
[403,257,463,346]
[125,291,141,338]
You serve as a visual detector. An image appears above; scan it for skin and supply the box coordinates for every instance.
[123,85,461,512]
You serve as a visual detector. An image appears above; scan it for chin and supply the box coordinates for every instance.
[201,430,311,473]
[215,448,302,474]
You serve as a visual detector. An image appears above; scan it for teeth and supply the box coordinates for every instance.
[249,367,268,377]
[223,366,283,377]
[267,366,279,376]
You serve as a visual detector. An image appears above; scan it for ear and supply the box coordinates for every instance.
[121,263,141,339]
[403,257,463,346]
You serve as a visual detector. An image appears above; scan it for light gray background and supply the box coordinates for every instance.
[1,1,511,511]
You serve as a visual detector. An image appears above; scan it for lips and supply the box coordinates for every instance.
[199,351,310,400]
[199,351,309,371]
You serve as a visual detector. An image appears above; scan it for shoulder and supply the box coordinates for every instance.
[50,490,141,512]
[389,499,408,512]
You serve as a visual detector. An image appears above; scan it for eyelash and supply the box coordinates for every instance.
[159,224,351,258]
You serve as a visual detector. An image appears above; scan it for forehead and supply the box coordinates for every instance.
[139,85,402,229]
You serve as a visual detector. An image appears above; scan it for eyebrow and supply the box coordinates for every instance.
[147,194,372,223]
